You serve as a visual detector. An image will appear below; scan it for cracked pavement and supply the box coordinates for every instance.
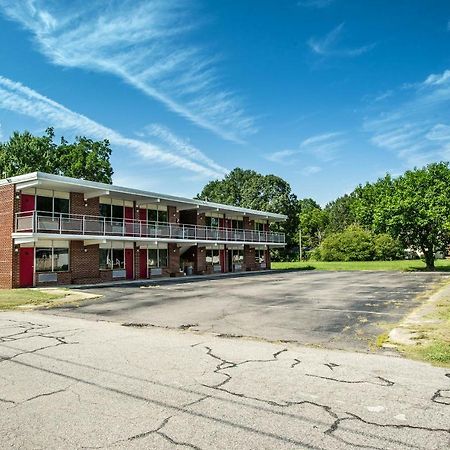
[1,311,449,449]
[48,270,448,351]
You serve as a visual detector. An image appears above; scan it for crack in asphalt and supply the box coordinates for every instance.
[431,389,450,405]
[305,374,395,387]
[290,358,301,368]
[2,319,449,450]
[110,416,203,449]
[324,362,340,371]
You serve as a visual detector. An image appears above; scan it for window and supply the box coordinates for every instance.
[53,248,69,271]
[256,249,266,264]
[158,210,168,223]
[99,248,112,270]
[147,248,168,268]
[232,219,243,230]
[255,222,265,232]
[54,198,69,215]
[206,249,220,266]
[113,249,124,269]
[100,203,111,219]
[36,247,69,272]
[99,248,124,269]
[159,248,168,267]
[232,249,244,263]
[112,205,123,220]
[36,248,52,272]
[147,208,168,223]
[36,196,53,215]
[100,204,124,220]
[36,196,69,216]
[148,249,158,267]
[206,217,219,228]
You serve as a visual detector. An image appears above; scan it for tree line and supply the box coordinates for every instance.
[2,129,449,269]
[198,164,450,270]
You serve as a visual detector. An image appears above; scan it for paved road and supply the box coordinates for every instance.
[51,270,447,351]
[0,311,449,449]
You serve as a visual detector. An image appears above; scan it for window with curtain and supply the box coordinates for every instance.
[36,247,69,272]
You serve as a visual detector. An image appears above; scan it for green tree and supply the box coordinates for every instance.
[324,194,357,233]
[197,168,299,252]
[56,136,113,184]
[0,128,113,183]
[370,163,450,270]
[298,199,328,250]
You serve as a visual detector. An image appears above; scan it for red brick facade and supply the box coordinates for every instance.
[0,178,279,288]
[0,184,17,288]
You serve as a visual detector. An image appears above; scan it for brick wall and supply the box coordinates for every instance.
[70,192,100,216]
[196,246,206,273]
[0,184,17,288]
[70,241,100,283]
[167,206,180,224]
[243,217,255,230]
[180,210,205,226]
[244,245,257,271]
[266,249,271,269]
[168,243,181,275]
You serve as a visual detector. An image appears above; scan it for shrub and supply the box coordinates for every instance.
[374,233,403,260]
[318,225,375,261]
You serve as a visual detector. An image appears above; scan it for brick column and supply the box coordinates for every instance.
[244,245,257,271]
[0,184,18,288]
[266,248,271,269]
[168,206,180,223]
[196,246,206,274]
[168,243,180,275]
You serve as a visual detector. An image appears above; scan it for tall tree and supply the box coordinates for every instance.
[197,168,299,248]
[0,128,113,183]
[324,194,357,233]
[355,163,450,269]
[298,199,327,249]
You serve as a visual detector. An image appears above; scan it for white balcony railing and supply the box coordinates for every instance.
[15,211,286,245]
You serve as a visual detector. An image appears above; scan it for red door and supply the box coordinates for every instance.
[20,194,35,213]
[19,247,34,287]
[125,206,134,235]
[125,249,134,280]
[139,248,147,278]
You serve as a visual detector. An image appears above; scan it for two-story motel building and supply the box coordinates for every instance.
[0,172,287,288]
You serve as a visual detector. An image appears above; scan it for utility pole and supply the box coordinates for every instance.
[299,228,302,261]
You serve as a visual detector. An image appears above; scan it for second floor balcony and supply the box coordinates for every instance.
[15,211,286,245]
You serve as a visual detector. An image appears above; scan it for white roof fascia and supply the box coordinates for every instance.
[2,172,288,221]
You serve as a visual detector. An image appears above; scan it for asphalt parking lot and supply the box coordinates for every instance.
[49,270,447,351]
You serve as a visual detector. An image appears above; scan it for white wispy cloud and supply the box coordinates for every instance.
[0,75,225,178]
[300,131,346,161]
[423,70,450,86]
[364,68,450,166]
[298,0,334,8]
[265,149,297,164]
[145,123,229,175]
[0,0,256,143]
[308,23,375,57]
[266,131,345,165]
[300,165,322,176]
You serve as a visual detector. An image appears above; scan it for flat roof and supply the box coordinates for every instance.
[0,172,287,222]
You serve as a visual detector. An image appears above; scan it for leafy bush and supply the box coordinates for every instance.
[374,233,403,260]
[313,225,404,262]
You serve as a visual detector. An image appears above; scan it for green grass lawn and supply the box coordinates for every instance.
[0,289,61,310]
[272,259,450,272]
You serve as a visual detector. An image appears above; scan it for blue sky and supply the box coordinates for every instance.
[0,0,449,204]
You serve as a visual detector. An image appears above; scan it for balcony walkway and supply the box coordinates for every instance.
[15,211,286,246]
